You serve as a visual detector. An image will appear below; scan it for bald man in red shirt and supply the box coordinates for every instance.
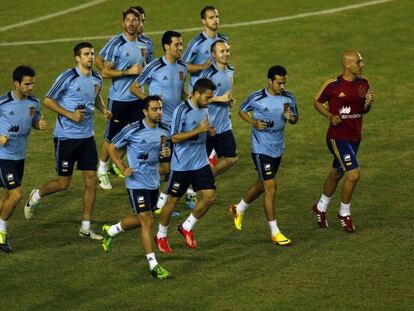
[312,51,375,233]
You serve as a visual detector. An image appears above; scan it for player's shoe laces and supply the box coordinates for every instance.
[24,189,40,220]
[271,232,292,246]
[177,225,197,249]
[185,195,197,209]
[154,236,172,253]
[102,225,113,252]
[229,204,243,230]
[150,264,171,279]
[312,204,328,228]
[0,231,12,253]
[338,214,355,233]
[108,165,125,178]
[98,172,112,190]
[79,228,103,240]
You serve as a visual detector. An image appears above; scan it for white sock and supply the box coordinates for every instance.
[0,218,7,232]
[146,252,158,270]
[156,192,168,209]
[186,187,196,198]
[157,224,168,239]
[98,160,108,174]
[209,149,217,158]
[268,220,280,237]
[81,220,90,231]
[108,222,124,236]
[236,199,249,214]
[33,189,41,201]
[339,202,351,216]
[182,213,198,231]
[317,194,332,212]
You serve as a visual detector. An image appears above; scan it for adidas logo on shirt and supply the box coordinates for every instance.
[339,92,346,97]
[263,107,270,112]
[217,82,222,87]
[8,111,15,115]
[163,76,168,80]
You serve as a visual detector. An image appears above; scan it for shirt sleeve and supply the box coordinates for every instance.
[111,124,132,148]
[46,70,72,100]
[240,95,255,112]
[315,80,332,104]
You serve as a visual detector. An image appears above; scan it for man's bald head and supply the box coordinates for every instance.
[341,50,364,77]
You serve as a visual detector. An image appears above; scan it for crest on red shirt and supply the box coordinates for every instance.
[29,106,36,117]
[179,71,184,81]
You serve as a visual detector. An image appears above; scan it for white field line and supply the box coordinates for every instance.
[0,0,396,47]
[0,0,110,33]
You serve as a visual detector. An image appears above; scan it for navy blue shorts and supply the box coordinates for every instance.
[54,137,98,176]
[104,99,144,141]
[0,159,24,190]
[327,139,360,172]
[127,188,159,214]
[251,153,282,181]
[166,165,216,197]
[206,130,237,158]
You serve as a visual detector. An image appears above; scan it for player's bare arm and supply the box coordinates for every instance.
[43,97,85,123]
[314,100,342,126]
[130,81,147,100]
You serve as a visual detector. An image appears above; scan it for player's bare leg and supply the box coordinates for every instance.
[0,187,23,221]
[39,176,72,197]
[159,196,180,227]
[322,168,344,197]
[212,156,237,177]
[192,189,216,219]
[341,168,360,204]
[137,212,154,254]
[82,170,97,221]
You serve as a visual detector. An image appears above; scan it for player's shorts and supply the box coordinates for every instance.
[251,153,282,181]
[54,136,98,176]
[206,130,237,158]
[127,188,159,214]
[104,99,144,141]
[327,139,360,172]
[0,159,24,190]
[166,165,216,197]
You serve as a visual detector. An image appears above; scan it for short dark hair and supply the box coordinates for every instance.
[210,39,227,53]
[267,65,287,80]
[131,6,145,16]
[161,31,181,51]
[73,42,93,57]
[13,65,35,83]
[192,78,216,94]
[123,7,140,20]
[143,95,162,110]
[201,6,216,19]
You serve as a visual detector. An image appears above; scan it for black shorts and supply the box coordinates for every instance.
[252,153,282,181]
[0,159,24,190]
[127,188,159,214]
[54,137,98,176]
[167,165,216,197]
[206,130,237,158]
[105,99,144,141]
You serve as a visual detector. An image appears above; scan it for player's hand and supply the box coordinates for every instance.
[160,146,170,159]
[208,126,216,136]
[198,117,210,133]
[128,64,143,75]
[254,119,268,131]
[330,115,342,126]
[284,110,293,121]
[365,90,375,105]
[0,135,8,146]
[219,91,234,103]
[122,167,134,177]
[71,109,85,122]
[102,109,112,120]
[39,115,48,130]
[201,59,212,71]
[181,89,189,101]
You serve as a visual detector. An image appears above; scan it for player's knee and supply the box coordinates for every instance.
[8,187,23,203]
[85,175,98,189]
[57,178,71,190]
[330,170,343,181]
[346,169,360,183]
[204,192,216,206]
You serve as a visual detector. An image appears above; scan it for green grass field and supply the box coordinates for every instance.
[0,0,413,309]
